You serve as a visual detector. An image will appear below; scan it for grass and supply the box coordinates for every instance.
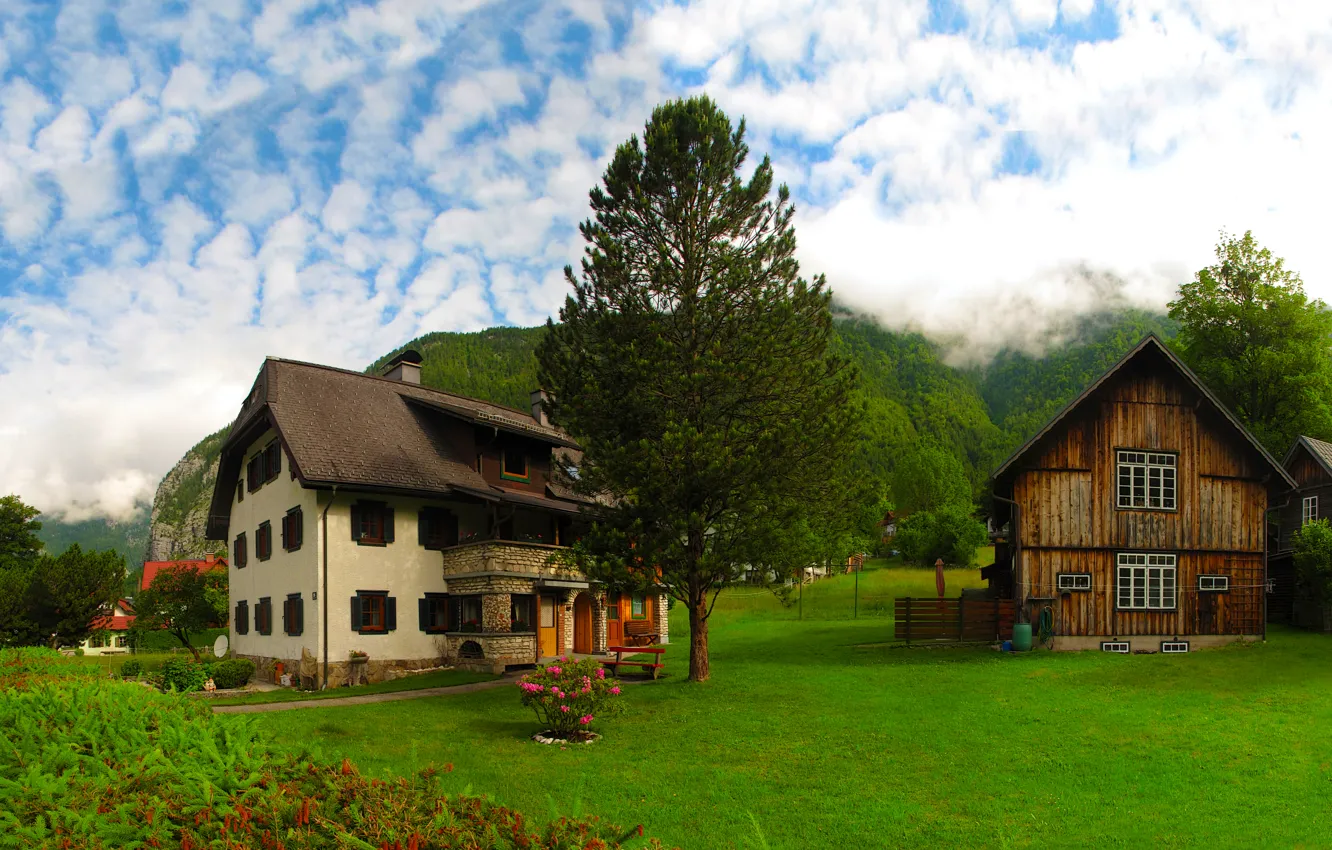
[210,668,499,706]
[248,561,1332,849]
[73,652,182,673]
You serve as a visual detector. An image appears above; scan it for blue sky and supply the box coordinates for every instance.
[1,0,1329,520]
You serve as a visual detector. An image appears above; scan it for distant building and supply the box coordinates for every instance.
[1266,435,1332,630]
[140,552,226,592]
[79,598,136,655]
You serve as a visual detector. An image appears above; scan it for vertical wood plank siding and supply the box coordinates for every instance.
[1012,359,1268,636]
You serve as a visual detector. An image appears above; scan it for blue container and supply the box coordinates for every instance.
[1012,623,1033,652]
[1001,640,1013,652]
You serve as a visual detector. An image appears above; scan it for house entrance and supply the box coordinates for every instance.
[573,592,593,654]
[606,593,622,646]
[538,595,559,658]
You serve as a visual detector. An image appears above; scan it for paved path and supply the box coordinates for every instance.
[212,675,516,714]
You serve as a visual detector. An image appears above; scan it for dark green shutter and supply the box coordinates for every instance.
[418,510,428,546]
[385,596,397,631]
[350,504,361,541]
[292,596,304,636]
[282,598,289,634]
[273,443,282,478]
[350,595,362,631]
[383,508,395,543]
[280,515,288,549]
[418,598,429,631]
[295,509,303,548]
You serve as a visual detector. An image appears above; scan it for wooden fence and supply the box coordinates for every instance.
[893,597,1016,643]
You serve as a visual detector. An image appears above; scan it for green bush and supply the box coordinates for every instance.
[158,657,207,693]
[895,503,989,566]
[0,648,665,849]
[119,659,143,678]
[210,658,255,689]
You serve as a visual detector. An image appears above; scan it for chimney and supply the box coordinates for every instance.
[204,552,215,566]
[530,388,550,426]
[382,349,424,384]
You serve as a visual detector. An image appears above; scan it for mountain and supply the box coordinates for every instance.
[41,312,1178,561]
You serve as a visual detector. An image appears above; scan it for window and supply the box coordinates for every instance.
[454,595,483,631]
[1198,575,1230,592]
[1056,573,1092,592]
[115,635,128,648]
[606,592,620,620]
[630,594,646,619]
[538,596,556,629]
[235,600,249,634]
[283,594,304,636]
[262,440,282,482]
[351,502,394,546]
[246,454,261,492]
[501,449,528,481]
[282,507,303,551]
[1161,641,1190,653]
[236,480,244,504]
[419,593,449,633]
[234,532,248,569]
[1116,450,1176,510]
[510,594,535,632]
[1101,641,1131,653]
[351,591,395,634]
[1116,553,1177,610]
[256,521,272,561]
[1304,495,1318,526]
[418,507,459,550]
[256,597,272,635]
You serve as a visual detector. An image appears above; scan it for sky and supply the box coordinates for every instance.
[1,0,1330,523]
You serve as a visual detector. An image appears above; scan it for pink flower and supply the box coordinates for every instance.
[610,686,620,695]
[579,714,594,725]
[561,705,570,712]
[546,666,562,675]
[596,668,606,679]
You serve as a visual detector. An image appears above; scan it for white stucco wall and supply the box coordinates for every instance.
[228,429,320,665]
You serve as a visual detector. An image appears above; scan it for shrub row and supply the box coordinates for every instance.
[152,657,255,691]
[0,648,665,849]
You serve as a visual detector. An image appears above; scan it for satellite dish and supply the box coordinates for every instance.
[213,634,229,658]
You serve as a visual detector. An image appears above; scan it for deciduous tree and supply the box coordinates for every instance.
[1168,231,1332,453]
[132,565,229,661]
[537,96,861,682]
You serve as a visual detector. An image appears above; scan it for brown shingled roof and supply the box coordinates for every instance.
[206,356,582,538]
[1284,435,1332,478]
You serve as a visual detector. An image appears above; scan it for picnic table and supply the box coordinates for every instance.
[602,645,666,680]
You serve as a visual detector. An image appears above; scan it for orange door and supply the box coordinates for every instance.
[573,593,593,654]
[606,594,623,647]
[538,596,558,658]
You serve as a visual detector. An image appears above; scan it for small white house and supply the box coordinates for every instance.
[79,598,135,655]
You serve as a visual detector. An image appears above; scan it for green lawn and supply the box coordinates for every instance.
[248,564,1332,849]
[73,651,183,673]
[210,668,498,705]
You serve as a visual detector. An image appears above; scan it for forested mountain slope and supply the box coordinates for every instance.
[40,312,1175,561]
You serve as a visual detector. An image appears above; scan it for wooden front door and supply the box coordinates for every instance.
[573,593,593,654]
[538,596,559,658]
[606,593,623,647]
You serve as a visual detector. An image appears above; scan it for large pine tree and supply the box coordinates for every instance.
[537,96,861,682]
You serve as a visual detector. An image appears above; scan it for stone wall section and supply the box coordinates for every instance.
[440,540,580,579]
[593,593,608,653]
[236,652,442,688]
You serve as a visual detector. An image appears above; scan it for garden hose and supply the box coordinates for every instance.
[1037,606,1055,649]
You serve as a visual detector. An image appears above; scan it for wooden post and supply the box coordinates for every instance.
[854,567,859,619]
[905,596,912,644]
[957,595,965,643]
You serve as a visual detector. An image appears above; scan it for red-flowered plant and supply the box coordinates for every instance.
[517,656,626,739]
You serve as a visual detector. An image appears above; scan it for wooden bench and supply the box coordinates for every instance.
[602,645,666,680]
[623,619,660,646]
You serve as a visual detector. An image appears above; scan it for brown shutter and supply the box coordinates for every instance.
[383,507,395,543]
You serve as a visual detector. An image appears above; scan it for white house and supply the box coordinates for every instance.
[206,350,668,686]
[79,598,135,655]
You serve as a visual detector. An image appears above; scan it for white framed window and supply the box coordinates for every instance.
[1303,495,1318,526]
[1198,575,1229,592]
[1116,553,1177,610]
[1056,573,1092,591]
[1116,450,1177,510]
[1102,641,1131,653]
[1161,641,1189,653]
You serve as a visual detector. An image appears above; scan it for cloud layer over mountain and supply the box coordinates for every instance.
[2,0,1329,520]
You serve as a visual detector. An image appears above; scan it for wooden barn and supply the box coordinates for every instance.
[1266,435,1332,629]
[989,334,1295,651]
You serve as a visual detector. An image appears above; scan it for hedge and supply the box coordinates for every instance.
[0,648,666,849]
[130,626,228,652]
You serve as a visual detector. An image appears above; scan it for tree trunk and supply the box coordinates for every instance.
[688,590,710,682]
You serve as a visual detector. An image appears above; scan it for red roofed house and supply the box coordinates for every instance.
[141,552,227,592]
[80,598,136,655]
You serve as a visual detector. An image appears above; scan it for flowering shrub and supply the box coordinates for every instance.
[518,657,626,739]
